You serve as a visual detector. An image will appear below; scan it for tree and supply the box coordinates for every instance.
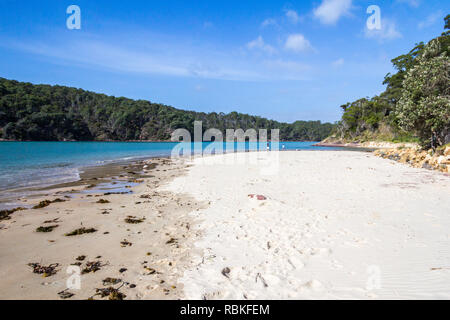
[395,39,450,149]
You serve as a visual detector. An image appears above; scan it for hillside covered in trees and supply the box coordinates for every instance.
[328,15,450,149]
[0,78,334,142]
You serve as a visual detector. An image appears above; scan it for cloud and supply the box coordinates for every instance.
[313,0,353,25]
[284,34,313,53]
[332,58,344,67]
[246,36,276,55]
[261,18,278,28]
[263,59,312,80]
[418,10,443,29]
[8,38,265,81]
[365,19,402,41]
[396,0,420,8]
[285,10,301,24]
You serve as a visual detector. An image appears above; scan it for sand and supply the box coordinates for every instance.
[165,151,450,299]
[0,158,206,300]
[1,150,449,300]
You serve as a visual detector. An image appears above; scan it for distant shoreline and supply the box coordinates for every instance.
[0,139,317,143]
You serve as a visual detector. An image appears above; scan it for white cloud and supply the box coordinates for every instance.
[263,59,312,80]
[285,10,301,24]
[396,0,420,8]
[246,36,276,55]
[418,10,443,29]
[332,58,344,67]
[313,0,352,25]
[9,39,266,81]
[284,34,313,53]
[365,19,402,41]
[261,18,277,28]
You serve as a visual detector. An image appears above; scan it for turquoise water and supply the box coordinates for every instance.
[0,141,334,198]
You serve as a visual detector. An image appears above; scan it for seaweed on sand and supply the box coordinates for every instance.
[94,286,126,300]
[124,216,145,224]
[76,255,87,261]
[120,240,132,247]
[36,225,59,233]
[28,263,59,277]
[58,289,75,299]
[102,278,122,286]
[82,261,105,274]
[166,237,178,245]
[32,198,66,209]
[144,267,156,275]
[96,199,110,204]
[0,207,27,221]
[65,227,97,236]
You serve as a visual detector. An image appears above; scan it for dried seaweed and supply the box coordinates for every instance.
[166,237,178,245]
[104,192,129,195]
[82,261,105,274]
[102,277,122,286]
[32,198,66,209]
[120,240,132,247]
[76,255,86,261]
[65,227,97,236]
[144,267,156,275]
[96,199,110,204]
[124,216,145,224]
[94,286,126,300]
[58,289,75,299]
[36,225,59,233]
[28,263,59,277]
[0,207,27,221]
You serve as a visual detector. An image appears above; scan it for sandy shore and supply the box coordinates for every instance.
[0,158,206,300]
[166,151,450,299]
[1,150,449,299]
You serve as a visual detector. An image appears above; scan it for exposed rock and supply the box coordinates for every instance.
[374,147,448,173]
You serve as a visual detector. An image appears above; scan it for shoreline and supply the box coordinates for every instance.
[0,156,207,300]
[1,149,449,299]
[0,142,346,210]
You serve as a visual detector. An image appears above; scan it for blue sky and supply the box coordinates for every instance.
[0,0,448,123]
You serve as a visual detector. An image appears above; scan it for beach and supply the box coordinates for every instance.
[0,150,449,299]
[0,157,206,299]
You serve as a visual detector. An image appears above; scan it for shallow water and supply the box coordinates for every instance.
[0,141,336,205]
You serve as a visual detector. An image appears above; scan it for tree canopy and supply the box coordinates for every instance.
[0,78,334,142]
[331,15,450,148]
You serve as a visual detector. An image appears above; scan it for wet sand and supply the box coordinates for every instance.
[0,157,206,300]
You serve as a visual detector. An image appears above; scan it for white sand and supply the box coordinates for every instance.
[166,151,450,299]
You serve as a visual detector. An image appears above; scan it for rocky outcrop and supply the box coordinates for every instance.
[374,146,450,173]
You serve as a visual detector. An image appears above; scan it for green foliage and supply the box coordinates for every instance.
[395,39,450,148]
[0,78,334,142]
[334,15,450,147]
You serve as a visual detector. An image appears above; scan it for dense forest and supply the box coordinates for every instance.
[329,15,450,149]
[0,78,334,142]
